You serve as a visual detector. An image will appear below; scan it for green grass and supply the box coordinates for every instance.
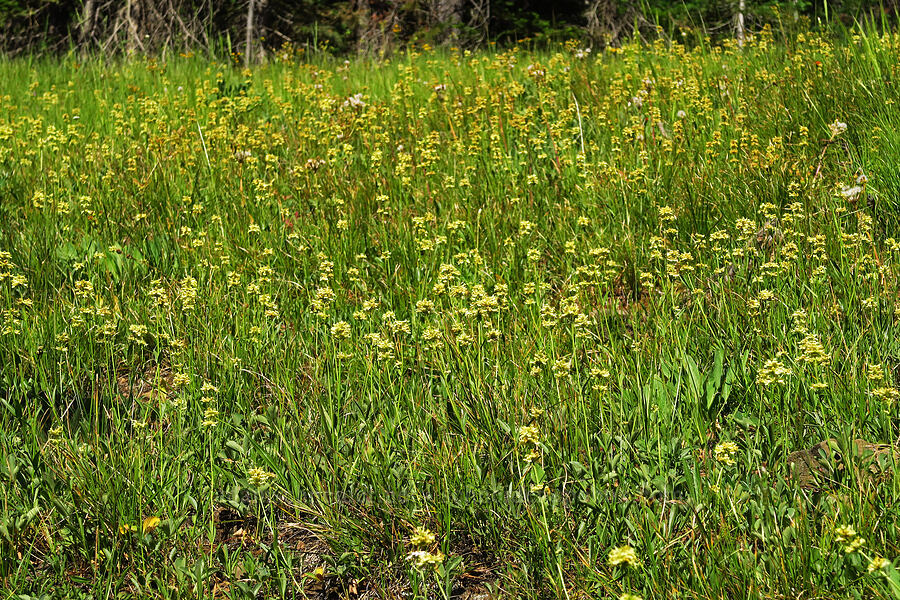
[3,25,900,599]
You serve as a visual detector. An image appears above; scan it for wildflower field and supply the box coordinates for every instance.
[3,24,900,600]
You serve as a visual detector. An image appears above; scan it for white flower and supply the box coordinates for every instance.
[828,120,847,137]
[840,185,863,201]
[525,64,545,78]
[343,93,366,109]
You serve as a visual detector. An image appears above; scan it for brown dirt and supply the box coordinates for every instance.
[785,438,898,490]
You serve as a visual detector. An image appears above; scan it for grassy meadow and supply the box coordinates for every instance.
[3,24,900,599]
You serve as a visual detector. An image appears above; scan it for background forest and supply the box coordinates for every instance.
[1,0,896,58]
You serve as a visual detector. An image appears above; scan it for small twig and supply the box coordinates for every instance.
[571,92,585,157]
[196,122,211,170]
[813,138,850,180]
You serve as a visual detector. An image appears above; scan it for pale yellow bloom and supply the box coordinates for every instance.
[608,545,640,567]
[868,557,890,572]
[409,527,436,547]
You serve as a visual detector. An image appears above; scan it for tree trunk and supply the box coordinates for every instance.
[79,0,96,46]
[245,0,255,67]
[354,0,396,57]
[125,0,142,53]
[431,0,464,44]
[736,0,745,48]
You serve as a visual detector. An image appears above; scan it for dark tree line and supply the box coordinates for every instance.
[0,0,894,57]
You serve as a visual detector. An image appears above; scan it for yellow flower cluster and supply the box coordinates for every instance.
[834,525,865,554]
[406,526,444,570]
[608,544,640,568]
